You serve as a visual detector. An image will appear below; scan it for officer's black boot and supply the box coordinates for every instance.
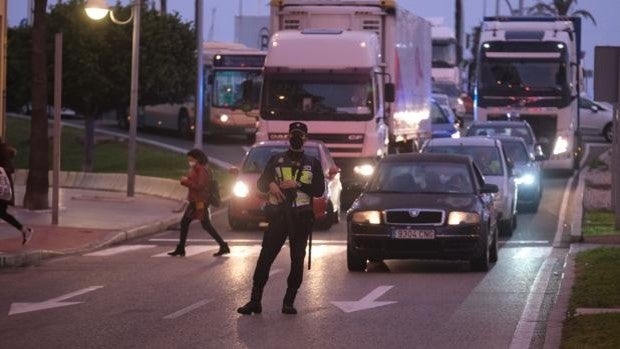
[282,288,298,315]
[213,243,230,256]
[167,244,185,257]
[237,287,263,315]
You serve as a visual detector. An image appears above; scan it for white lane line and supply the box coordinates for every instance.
[501,240,550,245]
[512,247,552,260]
[227,245,262,258]
[149,238,347,244]
[163,299,212,320]
[152,245,219,257]
[509,257,557,349]
[84,245,156,257]
[553,173,576,247]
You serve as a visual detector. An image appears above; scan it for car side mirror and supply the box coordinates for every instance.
[229,166,240,176]
[328,166,341,178]
[481,183,499,194]
[384,83,395,103]
[590,105,599,113]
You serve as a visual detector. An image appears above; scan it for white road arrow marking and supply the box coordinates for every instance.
[9,286,104,315]
[331,286,397,313]
[163,299,212,319]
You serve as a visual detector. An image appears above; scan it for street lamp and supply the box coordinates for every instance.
[85,0,141,197]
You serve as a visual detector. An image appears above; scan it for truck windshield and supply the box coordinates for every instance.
[261,73,374,121]
[432,41,457,68]
[212,70,262,110]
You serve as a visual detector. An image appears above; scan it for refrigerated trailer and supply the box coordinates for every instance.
[474,17,582,171]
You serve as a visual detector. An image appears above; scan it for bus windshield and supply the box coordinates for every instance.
[212,70,262,110]
[261,73,374,121]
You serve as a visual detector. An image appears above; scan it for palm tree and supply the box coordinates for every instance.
[528,0,596,25]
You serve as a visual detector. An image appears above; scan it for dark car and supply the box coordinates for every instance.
[228,140,342,230]
[346,153,499,272]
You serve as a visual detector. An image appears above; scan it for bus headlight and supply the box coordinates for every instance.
[351,211,382,225]
[220,114,230,123]
[553,136,569,155]
[448,211,480,225]
[233,181,249,198]
[353,164,374,177]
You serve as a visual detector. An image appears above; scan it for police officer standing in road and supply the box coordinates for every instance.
[237,122,325,315]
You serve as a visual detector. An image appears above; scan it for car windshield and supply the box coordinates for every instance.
[430,103,450,124]
[368,162,474,194]
[212,70,263,109]
[466,125,533,145]
[242,146,320,173]
[502,140,529,165]
[425,145,504,176]
[261,73,374,121]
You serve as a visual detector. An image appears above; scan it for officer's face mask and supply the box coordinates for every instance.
[289,132,305,152]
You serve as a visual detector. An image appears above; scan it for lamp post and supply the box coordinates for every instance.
[85,0,141,197]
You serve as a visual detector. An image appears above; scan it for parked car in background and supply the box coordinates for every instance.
[347,153,499,272]
[422,137,517,236]
[465,120,544,159]
[579,96,613,142]
[430,98,460,139]
[228,140,342,230]
[494,135,544,212]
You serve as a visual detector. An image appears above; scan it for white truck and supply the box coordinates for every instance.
[474,17,583,171]
[260,0,432,197]
[428,17,460,86]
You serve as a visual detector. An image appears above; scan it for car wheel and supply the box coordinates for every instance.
[603,123,613,143]
[228,211,245,231]
[470,233,491,272]
[347,239,367,272]
[499,217,513,237]
[489,224,499,263]
[512,214,517,230]
[178,110,193,140]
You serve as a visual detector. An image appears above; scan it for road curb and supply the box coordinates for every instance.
[0,214,182,268]
[570,167,587,242]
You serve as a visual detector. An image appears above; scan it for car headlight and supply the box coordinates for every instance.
[451,131,460,139]
[553,136,569,155]
[220,114,229,123]
[516,173,536,186]
[447,211,481,225]
[354,164,374,177]
[232,181,249,198]
[351,211,382,225]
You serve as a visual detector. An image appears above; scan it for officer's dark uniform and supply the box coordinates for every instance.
[238,122,325,315]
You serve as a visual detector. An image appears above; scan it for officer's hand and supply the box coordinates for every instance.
[269,182,285,202]
[279,180,298,189]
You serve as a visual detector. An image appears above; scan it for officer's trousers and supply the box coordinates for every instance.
[252,209,314,290]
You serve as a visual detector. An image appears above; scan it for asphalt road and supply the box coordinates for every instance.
[1,117,611,348]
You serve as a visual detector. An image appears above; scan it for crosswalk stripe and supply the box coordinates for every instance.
[227,245,262,258]
[152,245,219,258]
[84,245,156,257]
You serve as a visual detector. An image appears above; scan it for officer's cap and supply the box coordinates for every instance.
[288,122,308,135]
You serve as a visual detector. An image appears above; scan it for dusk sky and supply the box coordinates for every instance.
[8,0,620,94]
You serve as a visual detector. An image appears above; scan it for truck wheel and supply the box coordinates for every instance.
[603,123,613,143]
[347,240,367,272]
[178,110,193,140]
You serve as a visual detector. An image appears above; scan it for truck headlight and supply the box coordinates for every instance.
[448,211,480,225]
[516,173,536,186]
[351,211,382,225]
[354,164,374,177]
[233,181,249,198]
[553,136,569,155]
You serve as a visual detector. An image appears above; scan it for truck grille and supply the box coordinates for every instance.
[384,209,445,226]
[308,133,365,144]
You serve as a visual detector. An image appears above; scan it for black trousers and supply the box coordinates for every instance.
[0,202,22,231]
[178,203,226,247]
[252,209,313,290]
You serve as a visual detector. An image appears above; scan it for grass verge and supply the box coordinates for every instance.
[561,247,620,348]
[582,210,620,236]
[6,117,231,190]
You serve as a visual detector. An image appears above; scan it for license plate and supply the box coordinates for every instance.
[392,229,435,240]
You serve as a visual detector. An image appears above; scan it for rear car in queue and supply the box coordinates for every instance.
[346,153,499,272]
[228,140,342,230]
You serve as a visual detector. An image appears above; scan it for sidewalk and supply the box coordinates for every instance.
[0,185,183,267]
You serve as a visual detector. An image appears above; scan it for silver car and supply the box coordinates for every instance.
[579,96,613,142]
[422,137,518,236]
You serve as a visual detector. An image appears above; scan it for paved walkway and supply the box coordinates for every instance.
[0,185,183,267]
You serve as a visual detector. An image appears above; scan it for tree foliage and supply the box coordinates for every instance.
[528,0,597,25]
[6,25,31,112]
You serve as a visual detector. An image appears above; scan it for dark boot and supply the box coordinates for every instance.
[282,288,298,315]
[213,243,230,256]
[237,287,263,315]
[167,244,185,257]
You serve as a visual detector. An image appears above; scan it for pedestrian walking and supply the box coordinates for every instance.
[237,122,325,315]
[168,149,230,257]
[0,138,33,245]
